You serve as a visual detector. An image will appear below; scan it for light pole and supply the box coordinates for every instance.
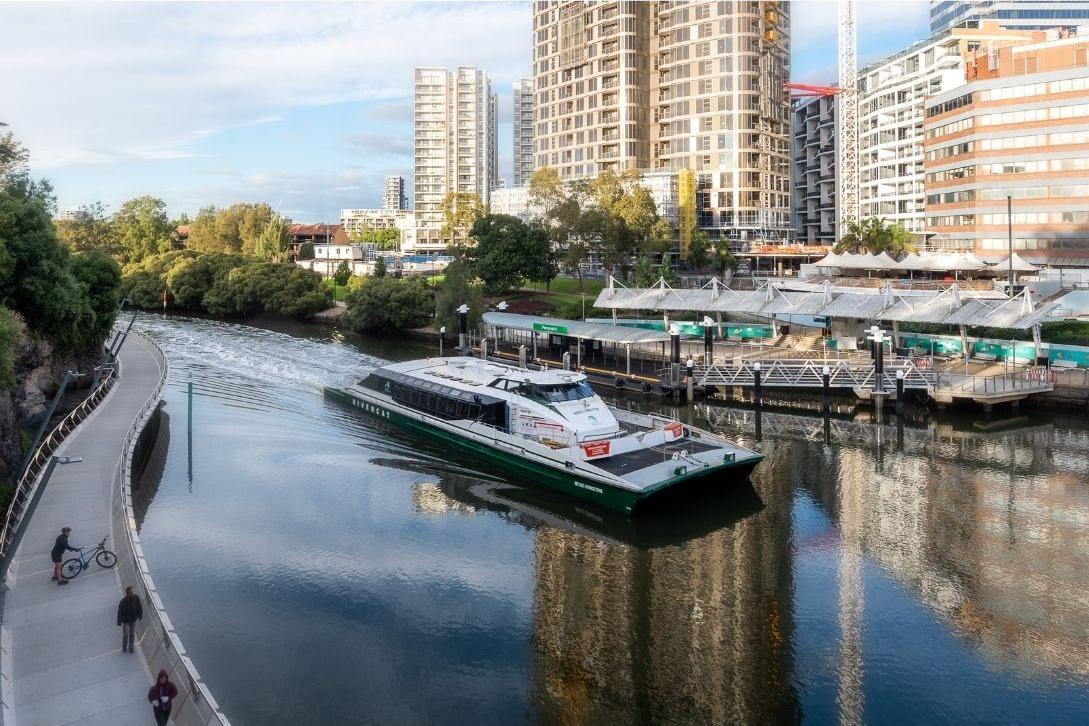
[1007,193,1014,296]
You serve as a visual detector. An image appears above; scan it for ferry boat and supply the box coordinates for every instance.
[325,357,763,514]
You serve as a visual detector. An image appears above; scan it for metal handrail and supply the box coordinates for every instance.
[113,331,230,726]
[0,356,119,563]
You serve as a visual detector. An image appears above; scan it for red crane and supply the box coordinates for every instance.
[785,82,841,99]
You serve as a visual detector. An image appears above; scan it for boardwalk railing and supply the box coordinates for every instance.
[679,358,936,392]
[0,358,118,568]
[933,367,1055,397]
[112,331,231,726]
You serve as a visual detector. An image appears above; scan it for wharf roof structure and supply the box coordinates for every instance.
[812,251,1038,272]
[591,277,1060,330]
[481,312,671,344]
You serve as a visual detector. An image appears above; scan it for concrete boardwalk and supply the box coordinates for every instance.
[3,335,163,726]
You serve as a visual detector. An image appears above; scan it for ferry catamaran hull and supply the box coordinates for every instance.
[325,357,762,514]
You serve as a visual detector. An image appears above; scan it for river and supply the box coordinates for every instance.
[131,314,1089,725]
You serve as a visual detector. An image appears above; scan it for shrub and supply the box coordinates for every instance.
[342,277,434,334]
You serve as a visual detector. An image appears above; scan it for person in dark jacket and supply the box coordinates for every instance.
[50,527,78,584]
[148,669,179,726]
[116,586,143,653]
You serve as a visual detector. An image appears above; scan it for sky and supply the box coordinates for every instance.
[2,1,930,223]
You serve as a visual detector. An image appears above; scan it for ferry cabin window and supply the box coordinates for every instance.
[523,381,594,402]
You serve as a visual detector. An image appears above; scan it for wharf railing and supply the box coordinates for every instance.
[0,358,118,569]
[933,367,1055,398]
[112,332,231,726]
[677,358,936,392]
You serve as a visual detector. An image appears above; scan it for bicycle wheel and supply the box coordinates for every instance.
[61,557,83,579]
[96,550,117,568]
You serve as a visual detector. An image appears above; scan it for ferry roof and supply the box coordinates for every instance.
[481,312,672,345]
[380,356,591,387]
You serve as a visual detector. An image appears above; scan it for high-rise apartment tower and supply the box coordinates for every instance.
[931,1,1089,34]
[413,66,498,250]
[532,0,791,245]
[383,175,407,211]
[513,79,536,187]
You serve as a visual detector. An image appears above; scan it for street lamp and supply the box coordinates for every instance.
[1006,192,1014,297]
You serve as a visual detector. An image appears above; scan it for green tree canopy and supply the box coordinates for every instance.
[466,214,554,295]
[341,277,434,334]
[440,191,485,251]
[186,203,280,255]
[253,215,289,261]
[351,227,400,251]
[112,196,173,263]
[54,202,120,257]
[373,256,387,278]
[435,259,482,334]
[835,217,917,256]
[334,260,351,287]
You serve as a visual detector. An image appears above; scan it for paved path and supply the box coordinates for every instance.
[3,334,163,726]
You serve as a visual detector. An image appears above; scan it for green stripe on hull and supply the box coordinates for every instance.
[324,387,758,514]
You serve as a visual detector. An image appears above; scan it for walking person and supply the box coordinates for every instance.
[50,526,78,585]
[116,586,143,653]
[148,670,179,726]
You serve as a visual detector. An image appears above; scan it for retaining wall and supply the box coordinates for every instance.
[110,332,231,726]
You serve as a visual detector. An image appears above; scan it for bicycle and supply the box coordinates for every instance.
[60,537,118,579]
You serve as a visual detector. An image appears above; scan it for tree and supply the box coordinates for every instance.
[54,202,120,257]
[466,214,553,295]
[165,253,243,309]
[186,203,279,254]
[70,249,121,344]
[334,260,351,287]
[0,178,92,351]
[633,257,657,288]
[373,256,387,278]
[298,242,315,260]
[688,230,711,272]
[351,227,401,251]
[439,191,485,251]
[835,217,917,256]
[111,196,172,263]
[253,216,288,261]
[341,277,434,334]
[435,259,483,335]
[528,166,565,215]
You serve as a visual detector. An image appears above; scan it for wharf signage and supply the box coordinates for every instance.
[580,440,611,458]
[533,322,569,335]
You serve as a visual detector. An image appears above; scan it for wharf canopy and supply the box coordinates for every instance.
[481,312,671,344]
[814,251,1035,273]
[591,278,1060,330]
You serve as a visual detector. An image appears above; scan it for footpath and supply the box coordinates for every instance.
[2,334,163,725]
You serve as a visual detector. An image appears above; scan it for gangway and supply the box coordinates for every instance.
[676,358,936,397]
[932,368,1055,407]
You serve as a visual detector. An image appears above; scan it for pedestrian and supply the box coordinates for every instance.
[116,586,143,653]
[148,669,178,726]
[50,526,78,585]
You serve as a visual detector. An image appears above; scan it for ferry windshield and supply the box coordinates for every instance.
[531,381,594,402]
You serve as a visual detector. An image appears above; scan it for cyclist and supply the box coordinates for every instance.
[50,527,78,585]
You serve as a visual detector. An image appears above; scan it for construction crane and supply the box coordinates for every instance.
[837,0,859,235]
[785,1,858,237]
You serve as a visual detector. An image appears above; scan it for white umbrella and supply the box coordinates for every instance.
[950,252,987,271]
[814,252,843,268]
[990,253,1039,272]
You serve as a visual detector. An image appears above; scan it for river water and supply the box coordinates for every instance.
[132,315,1089,726]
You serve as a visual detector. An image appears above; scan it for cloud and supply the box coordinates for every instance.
[2,2,530,191]
[342,131,413,158]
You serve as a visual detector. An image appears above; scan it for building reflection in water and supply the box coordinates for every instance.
[710,405,1089,681]
[411,448,801,726]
